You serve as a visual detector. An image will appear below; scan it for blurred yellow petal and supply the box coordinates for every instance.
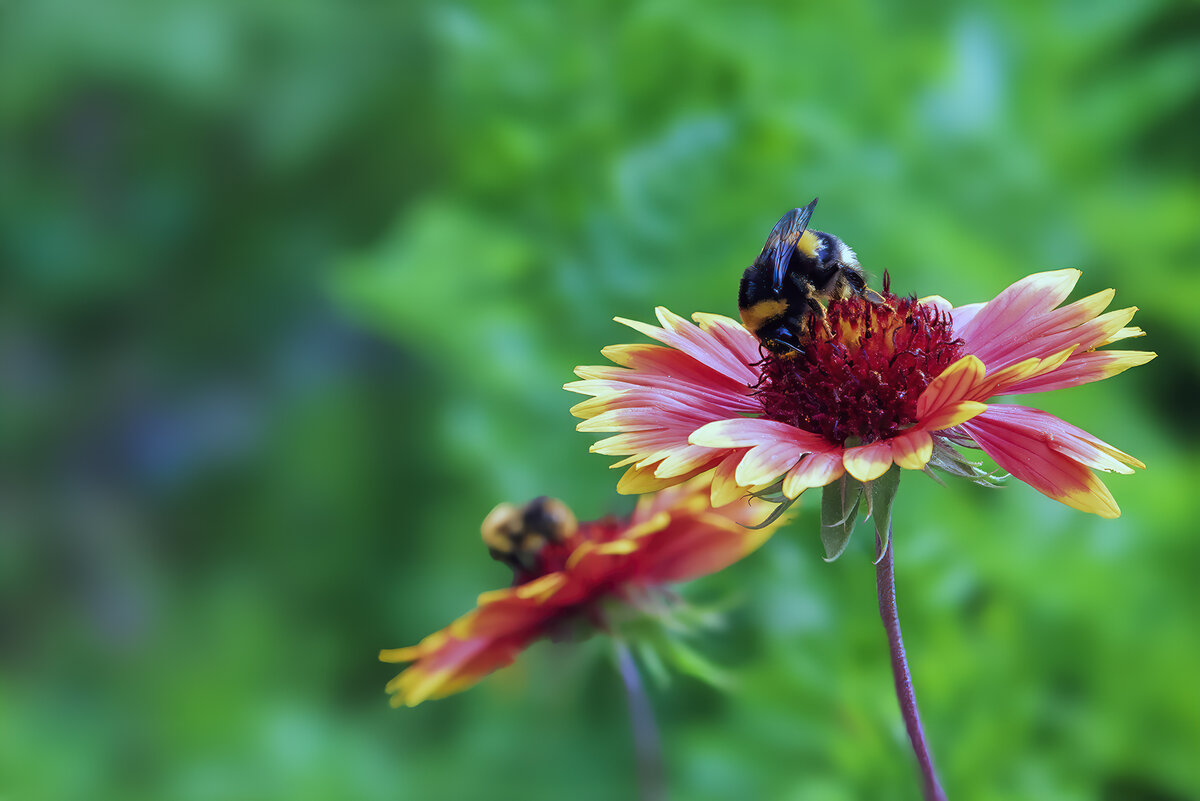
[514,573,568,602]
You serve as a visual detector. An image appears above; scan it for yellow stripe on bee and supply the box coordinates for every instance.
[796,230,821,258]
[739,299,788,332]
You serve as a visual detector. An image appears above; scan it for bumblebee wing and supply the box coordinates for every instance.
[763,197,818,291]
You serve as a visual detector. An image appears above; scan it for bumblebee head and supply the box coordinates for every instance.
[757,319,806,358]
[815,231,860,272]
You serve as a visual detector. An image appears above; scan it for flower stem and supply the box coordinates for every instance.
[614,639,668,801]
[875,528,947,801]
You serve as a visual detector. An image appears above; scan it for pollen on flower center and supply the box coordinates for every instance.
[756,289,964,446]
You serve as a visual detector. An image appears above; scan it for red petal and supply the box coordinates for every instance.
[960,407,1123,518]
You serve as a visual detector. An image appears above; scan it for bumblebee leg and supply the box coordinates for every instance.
[808,296,833,337]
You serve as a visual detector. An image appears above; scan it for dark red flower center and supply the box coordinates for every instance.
[755,288,963,446]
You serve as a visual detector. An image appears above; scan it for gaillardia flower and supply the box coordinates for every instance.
[379,477,779,707]
[566,269,1154,518]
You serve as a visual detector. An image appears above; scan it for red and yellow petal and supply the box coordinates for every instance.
[689,417,830,452]
[710,451,751,506]
[633,512,767,584]
[382,474,790,707]
[567,310,766,491]
[569,346,756,411]
[959,406,1128,518]
[923,400,988,432]
[781,451,845,498]
[891,430,934,470]
[734,441,808,487]
[1004,349,1156,394]
[380,608,545,708]
[384,637,502,707]
[616,462,712,494]
[946,271,1153,402]
[964,346,1076,402]
[615,308,759,386]
[684,417,838,492]
[691,311,763,365]
[967,405,1143,473]
[843,441,894,482]
[915,355,986,421]
[957,269,1082,358]
[655,444,731,480]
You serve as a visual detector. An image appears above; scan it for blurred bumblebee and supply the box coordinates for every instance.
[480,496,577,574]
[738,197,883,357]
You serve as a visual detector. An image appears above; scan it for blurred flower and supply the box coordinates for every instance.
[379,477,779,707]
[566,269,1155,517]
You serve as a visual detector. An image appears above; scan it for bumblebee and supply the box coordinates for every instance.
[480,496,578,573]
[738,197,880,356]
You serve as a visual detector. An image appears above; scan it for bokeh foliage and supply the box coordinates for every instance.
[3,0,1199,799]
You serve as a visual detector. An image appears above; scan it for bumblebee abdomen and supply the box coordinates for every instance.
[740,298,789,334]
[739,266,782,322]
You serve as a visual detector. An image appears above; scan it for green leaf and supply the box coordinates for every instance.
[868,465,901,564]
[820,476,863,562]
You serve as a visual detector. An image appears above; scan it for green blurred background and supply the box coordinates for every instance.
[3,1,1198,799]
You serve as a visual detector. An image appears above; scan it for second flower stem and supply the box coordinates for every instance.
[876,528,947,801]
[614,638,668,801]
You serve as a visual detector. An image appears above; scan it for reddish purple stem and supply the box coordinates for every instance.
[615,639,667,801]
[876,529,947,801]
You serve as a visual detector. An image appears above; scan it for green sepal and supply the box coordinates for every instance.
[656,634,735,691]
[744,494,799,530]
[867,464,901,564]
[634,638,672,690]
[605,595,736,691]
[820,476,863,562]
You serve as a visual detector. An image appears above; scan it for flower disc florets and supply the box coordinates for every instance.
[757,290,964,446]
